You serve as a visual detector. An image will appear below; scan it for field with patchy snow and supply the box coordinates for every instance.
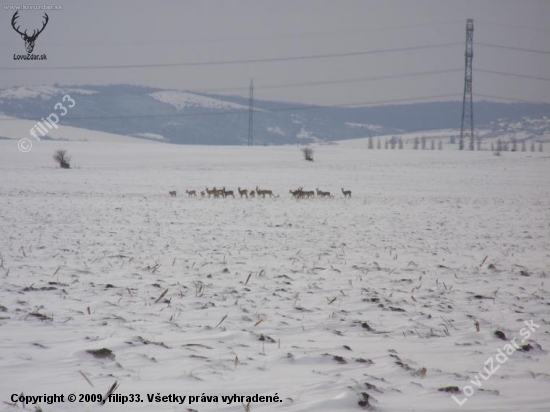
[0,141,549,412]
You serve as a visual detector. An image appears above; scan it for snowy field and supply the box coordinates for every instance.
[0,141,549,412]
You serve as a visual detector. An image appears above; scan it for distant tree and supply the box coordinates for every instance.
[413,137,419,150]
[301,147,314,161]
[496,139,502,152]
[438,140,443,150]
[384,140,389,149]
[421,136,426,150]
[430,140,435,150]
[390,136,396,149]
[368,136,374,149]
[377,139,381,149]
[398,137,404,149]
[539,142,544,152]
[511,138,517,151]
[53,149,71,169]
[531,141,535,152]
[521,141,526,152]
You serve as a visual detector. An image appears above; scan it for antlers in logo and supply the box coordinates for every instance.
[12,11,49,54]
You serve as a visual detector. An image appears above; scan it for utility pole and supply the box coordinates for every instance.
[248,79,254,146]
[459,19,474,150]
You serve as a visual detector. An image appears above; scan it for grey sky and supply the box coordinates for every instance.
[1,0,549,105]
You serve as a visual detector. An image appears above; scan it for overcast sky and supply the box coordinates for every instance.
[1,0,549,105]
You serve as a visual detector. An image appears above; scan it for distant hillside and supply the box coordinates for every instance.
[0,84,548,145]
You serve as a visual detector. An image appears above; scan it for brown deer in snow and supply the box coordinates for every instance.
[238,187,248,198]
[256,186,274,198]
[341,188,352,198]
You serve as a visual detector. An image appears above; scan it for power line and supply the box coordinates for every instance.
[474,93,550,104]
[0,20,465,48]
[477,42,550,55]
[0,93,463,122]
[208,68,464,93]
[0,42,463,71]
[476,20,550,34]
[475,69,550,82]
[0,68,465,104]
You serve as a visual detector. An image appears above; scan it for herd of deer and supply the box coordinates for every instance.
[169,187,352,199]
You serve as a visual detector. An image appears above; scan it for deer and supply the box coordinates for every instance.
[206,187,223,198]
[249,191,255,198]
[211,187,224,198]
[168,191,177,197]
[222,187,235,198]
[298,187,314,198]
[290,189,304,199]
[12,11,49,54]
[256,186,274,198]
[200,191,205,198]
[238,187,248,198]
[186,190,197,197]
[341,188,352,198]
[316,188,331,198]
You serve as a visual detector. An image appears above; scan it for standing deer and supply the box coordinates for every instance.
[238,187,248,198]
[341,188,352,198]
[222,187,235,198]
[12,11,49,54]
[256,186,274,198]
[249,191,255,198]
[316,188,331,198]
[168,191,177,197]
[290,189,303,199]
[185,190,197,197]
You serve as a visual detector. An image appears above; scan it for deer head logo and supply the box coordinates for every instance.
[11,11,49,54]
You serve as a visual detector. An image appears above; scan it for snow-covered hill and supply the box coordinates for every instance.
[0,84,548,145]
[150,90,251,112]
[0,114,154,143]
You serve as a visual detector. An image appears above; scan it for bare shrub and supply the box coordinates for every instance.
[301,147,314,161]
[53,149,71,169]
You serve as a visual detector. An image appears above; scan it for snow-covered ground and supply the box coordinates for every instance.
[0,86,97,100]
[0,141,549,412]
[339,128,549,150]
[0,114,149,144]
[150,91,252,112]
